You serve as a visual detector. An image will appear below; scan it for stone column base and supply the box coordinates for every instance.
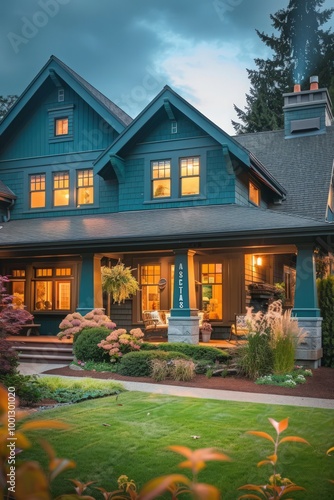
[168,316,200,344]
[294,317,323,368]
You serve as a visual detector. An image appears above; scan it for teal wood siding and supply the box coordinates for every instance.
[114,112,242,211]
[144,112,208,142]
[119,158,145,211]
[235,176,268,208]
[206,149,235,204]
[117,146,237,212]
[0,80,121,220]
[0,83,116,161]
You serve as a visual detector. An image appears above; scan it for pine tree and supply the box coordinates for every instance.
[0,95,18,121]
[233,0,334,134]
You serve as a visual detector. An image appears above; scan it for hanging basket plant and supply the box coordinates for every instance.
[101,261,139,304]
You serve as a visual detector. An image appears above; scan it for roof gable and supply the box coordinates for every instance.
[94,85,286,198]
[0,55,132,137]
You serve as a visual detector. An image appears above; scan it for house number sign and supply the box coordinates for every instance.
[178,263,184,308]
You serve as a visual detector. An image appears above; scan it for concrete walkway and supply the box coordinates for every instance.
[18,363,334,410]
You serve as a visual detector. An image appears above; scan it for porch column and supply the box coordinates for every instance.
[77,253,103,315]
[292,244,323,368]
[168,250,199,344]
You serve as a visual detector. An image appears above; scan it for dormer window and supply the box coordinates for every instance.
[152,160,171,198]
[55,118,69,136]
[249,181,260,206]
[180,157,200,196]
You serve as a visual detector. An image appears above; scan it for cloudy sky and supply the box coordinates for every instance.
[1,0,334,134]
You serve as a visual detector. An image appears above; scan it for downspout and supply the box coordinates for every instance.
[3,199,15,222]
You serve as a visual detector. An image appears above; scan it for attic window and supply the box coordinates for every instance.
[48,105,74,143]
[171,121,177,134]
[249,181,260,206]
[55,118,68,136]
[58,89,64,102]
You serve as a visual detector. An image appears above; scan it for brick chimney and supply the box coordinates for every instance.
[283,76,333,139]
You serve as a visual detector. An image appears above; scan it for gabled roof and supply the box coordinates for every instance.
[235,126,334,222]
[0,204,332,254]
[94,85,286,198]
[0,55,132,135]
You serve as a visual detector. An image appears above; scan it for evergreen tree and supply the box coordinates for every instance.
[233,0,334,134]
[0,95,18,121]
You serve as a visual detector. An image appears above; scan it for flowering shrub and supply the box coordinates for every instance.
[57,308,116,339]
[0,275,34,336]
[98,328,144,361]
[255,369,312,387]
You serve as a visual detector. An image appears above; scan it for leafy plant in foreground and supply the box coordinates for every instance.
[238,417,309,499]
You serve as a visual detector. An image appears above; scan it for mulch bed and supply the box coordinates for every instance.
[43,365,334,400]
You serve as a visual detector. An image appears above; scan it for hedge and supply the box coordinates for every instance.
[117,350,189,377]
[73,327,111,363]
[155,342,229,363]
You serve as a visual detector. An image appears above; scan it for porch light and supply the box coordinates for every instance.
[253,256,263,267]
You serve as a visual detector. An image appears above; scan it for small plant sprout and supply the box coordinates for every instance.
[238,417,309,499]
[139,446,231,500]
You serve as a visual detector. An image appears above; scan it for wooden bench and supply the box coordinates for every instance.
[19,323,41,336]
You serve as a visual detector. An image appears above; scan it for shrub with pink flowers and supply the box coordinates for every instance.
[97,328,144,361]
[57,308,116,340]
[0,275,34,336]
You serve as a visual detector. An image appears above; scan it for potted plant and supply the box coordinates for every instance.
[200,321,213,343]
[101,261,139,304]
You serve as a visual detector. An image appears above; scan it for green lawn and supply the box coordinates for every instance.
[22,391,334,499]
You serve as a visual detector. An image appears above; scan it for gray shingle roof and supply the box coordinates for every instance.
[0,180,16,200]
[0,204,331,251]
[234,127,334,222]
[52,56,133,127]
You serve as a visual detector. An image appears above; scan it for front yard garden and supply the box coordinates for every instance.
[12,390,334,499]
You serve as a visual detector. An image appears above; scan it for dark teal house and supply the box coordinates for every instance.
[1,56,333,367]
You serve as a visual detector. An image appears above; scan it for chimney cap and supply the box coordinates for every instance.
[310,75,319,90]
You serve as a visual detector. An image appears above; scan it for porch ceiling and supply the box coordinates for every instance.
[0,204,333,256]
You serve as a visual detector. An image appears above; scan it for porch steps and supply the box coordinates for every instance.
[6,337,74,364]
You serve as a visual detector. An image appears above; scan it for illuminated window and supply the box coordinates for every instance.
[56,268,72,276]
[10,270,26,309]
[140,265,161,312]
[152,160,171,198]
[53,172,69,206]
[33,267,72,311]
[249,181,260,206]
[55,118,69,136]
[77,169,94,206]
[180,157,200,196]
[30,174,46,208]
[201,263,223,320]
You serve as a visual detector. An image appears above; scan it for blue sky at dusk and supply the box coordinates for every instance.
[1,0,334,134]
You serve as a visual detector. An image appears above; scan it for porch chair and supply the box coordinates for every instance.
[142,310,168,340]
[229,314,250,343]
